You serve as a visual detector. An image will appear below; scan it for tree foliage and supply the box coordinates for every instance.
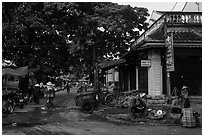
[2,2,149,79]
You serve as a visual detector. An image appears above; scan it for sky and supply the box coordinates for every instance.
[117,2,186,15]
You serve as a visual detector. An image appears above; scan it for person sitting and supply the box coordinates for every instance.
[181,86,189,99]
[130,93,146,118]
[171,86,190,114]
[180,100,199,128]
[171,95,184,114]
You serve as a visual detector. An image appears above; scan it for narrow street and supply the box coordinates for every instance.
[2,88,202,135]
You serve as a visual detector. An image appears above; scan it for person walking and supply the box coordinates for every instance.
[33,84,41,105]
[66,81,70,93]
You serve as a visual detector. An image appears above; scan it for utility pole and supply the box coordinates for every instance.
[164,18,174,96]
[93,43,99,93]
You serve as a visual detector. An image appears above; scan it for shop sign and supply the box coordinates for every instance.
[141,60,151,67]
[166,33,175,72]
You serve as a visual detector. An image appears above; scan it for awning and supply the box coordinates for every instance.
[2,66,41,76]
[99,59,126,69]
[2,66,28,76]
[28,67,40,73]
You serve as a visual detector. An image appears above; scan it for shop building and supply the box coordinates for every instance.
[119,11,202,96]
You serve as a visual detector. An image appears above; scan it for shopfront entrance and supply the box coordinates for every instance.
[170,49,202,96]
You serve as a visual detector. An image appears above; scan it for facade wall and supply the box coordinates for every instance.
[105,69,119,88]
[148,49,163,96]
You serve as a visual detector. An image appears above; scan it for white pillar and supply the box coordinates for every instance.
[128,70,131,91]
[148,49,163,96]
[136,66,139,90]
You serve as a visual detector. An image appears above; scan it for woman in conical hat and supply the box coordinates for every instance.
[33,83,40,104]
[181,86,189,99]
[44,81,55,108]
[181,86,188,90]
[35,84,40,87]
[47,81,53,86]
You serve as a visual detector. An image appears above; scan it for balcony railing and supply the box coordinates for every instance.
[165,12,202,24]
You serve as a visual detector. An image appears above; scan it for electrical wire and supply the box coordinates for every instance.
[182,2,188,11]
[171,2,177,11]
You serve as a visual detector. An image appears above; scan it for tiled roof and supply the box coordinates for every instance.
[136,44,201,51]
[148,28,202,42]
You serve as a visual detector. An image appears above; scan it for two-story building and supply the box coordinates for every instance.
[119,11,202,96]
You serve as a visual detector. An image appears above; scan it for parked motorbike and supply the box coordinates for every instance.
[75,89,116,114]
[2,94,14,114]
[22,93,30,105]
[75,91,98,114]
[12,92,24,109]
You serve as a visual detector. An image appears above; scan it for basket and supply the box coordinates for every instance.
[148,110,166,120]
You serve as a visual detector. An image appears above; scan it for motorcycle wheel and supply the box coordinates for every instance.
[81,102,94,114]
[105,94,116,107]
[7,104,14,114]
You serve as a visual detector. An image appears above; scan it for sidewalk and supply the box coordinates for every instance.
[92,103,202,127]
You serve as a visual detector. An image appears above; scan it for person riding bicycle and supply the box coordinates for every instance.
[44,81,55,107]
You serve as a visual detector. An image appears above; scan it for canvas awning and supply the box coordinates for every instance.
[2,66,28,76]
[99,59,126,70]
[2,66,40,76]
[28,67,40,73]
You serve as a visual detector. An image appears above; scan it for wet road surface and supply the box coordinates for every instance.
[2,88,202,135]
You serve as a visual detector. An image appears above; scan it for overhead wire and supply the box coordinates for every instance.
[182,2,188,11]
[171,2,177,11]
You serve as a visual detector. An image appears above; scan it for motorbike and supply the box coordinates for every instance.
[45,97,54,109]
[22,93,30,105]
[12,92,24,109]
[75,89,116,114]
[44,91,56,109]
[75,91,98,114]
[2,93,14,114]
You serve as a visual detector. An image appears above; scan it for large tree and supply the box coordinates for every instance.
[2,2,149,79]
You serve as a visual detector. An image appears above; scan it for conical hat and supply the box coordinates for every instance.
[47,81,53,86]
[35,84,40,87]
[182,86,188,90]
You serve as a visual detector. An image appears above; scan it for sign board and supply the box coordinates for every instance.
[141,60,151,67]
[166,33,175,72]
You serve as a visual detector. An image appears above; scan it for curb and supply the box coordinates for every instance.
[93,109,176,126]
[2,121,47,127]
